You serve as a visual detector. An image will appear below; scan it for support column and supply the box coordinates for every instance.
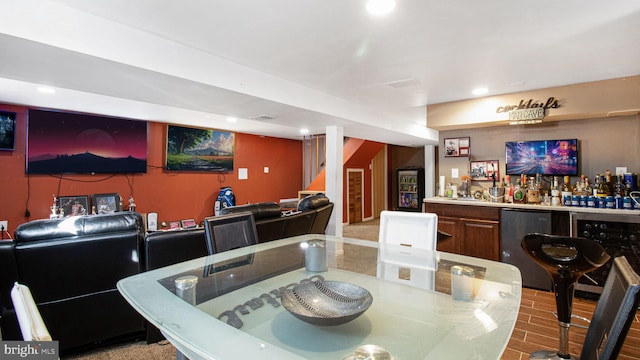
[424,145,436,201]
[325,126,343,237]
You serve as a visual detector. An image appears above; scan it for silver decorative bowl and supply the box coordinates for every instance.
[281,280,373,326]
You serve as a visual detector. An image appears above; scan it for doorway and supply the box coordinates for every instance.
[347,169,364,224]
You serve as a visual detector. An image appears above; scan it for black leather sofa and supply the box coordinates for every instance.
[220,193,334,240]
[0,212,146,354]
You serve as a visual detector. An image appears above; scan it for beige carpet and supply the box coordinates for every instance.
[342,217,380,242]
[64,219,381,359]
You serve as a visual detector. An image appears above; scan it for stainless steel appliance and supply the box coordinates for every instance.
[571,212,640,300]
[501,209,553,291]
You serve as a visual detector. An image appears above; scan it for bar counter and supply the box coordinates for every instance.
[424,196,640,216]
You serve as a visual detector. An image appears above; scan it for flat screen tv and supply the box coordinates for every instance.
[505,139,578,176]
[27,109,147,174]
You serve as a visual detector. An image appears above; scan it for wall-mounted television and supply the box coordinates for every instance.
[505,139,578,176]
[27,109,147,174]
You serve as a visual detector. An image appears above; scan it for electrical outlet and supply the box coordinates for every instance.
[0,220,7,232]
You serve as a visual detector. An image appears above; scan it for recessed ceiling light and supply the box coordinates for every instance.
[366,0,396,16]
[472,87,488,96]
[300,128,309,134]
[226,117,237,123]
[37,86,55,94]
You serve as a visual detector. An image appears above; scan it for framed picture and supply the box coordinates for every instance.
[58,195,90,217]
[169,221,181,229]
[444,137,470,157]
[92,193,122,214]
[470,160,500,181]
[0,111,16,151]
[27,109,147,174]
[166,124,235,172]
[181,219,197,228]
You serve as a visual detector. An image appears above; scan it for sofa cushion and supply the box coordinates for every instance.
[220,202,282,220]
[297,193,330,211]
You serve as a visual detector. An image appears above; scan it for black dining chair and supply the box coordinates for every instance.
[579,255,640,360]
[521,233,611,360]
[203,211,258,254]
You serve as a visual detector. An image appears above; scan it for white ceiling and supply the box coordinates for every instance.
[1,0,639,146]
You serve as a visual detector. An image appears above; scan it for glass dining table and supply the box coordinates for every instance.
[117,235,522,359]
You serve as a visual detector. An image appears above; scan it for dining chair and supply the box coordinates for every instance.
[203,211,259,254]
[579,255,640,360]
[11,282,53,341]
[376,210,438,290]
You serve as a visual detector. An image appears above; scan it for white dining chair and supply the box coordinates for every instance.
[11,282,53,341]
[377,210,439,290]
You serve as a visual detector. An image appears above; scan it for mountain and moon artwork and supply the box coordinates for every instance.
[166,125,234,172]
[27,109,147,174]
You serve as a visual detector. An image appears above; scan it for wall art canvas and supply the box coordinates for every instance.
[0,111,16,151]
[166,125,234,172]
[27,109,147,174]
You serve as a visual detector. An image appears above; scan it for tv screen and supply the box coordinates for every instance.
[27,109,147,174]
[505,139,578,176]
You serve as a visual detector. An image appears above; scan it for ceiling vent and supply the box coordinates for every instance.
[249,114,277,121]
[386,78,420,88]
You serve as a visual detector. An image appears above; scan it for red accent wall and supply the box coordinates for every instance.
[0,104,302,234]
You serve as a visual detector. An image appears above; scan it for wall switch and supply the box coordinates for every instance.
[0,220,7,232]
[451,168,459,179]
[264,166,269,173]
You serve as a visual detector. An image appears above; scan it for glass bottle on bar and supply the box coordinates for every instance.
[527,176,540,204]
[512,177,526,204]
[551,176,561,206]
[583,177,593,196]
[561,175,573,206]
[595,174,609,199]
[505,175,513,203]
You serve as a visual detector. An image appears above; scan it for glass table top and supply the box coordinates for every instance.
[118,235,522,360]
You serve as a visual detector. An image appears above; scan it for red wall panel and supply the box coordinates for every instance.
[0,104,302,233]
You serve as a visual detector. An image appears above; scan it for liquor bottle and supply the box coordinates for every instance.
[605,170,613,196]
[561,175,573,205]
[550,176,561,206]
[512,178,526,204]
[505,175,513,203]
[595,174,609,198]
[583,177,593,196]
[614,175,628,197]
[527,176,540,204]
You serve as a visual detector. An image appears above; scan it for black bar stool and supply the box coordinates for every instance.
[521,233,611,360]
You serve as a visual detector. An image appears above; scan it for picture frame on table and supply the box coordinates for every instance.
[58,195,90,217]
[169,221,181,230]
[92,193,121,214]
[181,219,197,228]
[444,137,470,157]
[470,160,500,181]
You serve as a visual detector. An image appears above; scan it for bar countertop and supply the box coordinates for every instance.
[424,196,640,216]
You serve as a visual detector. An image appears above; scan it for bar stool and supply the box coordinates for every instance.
[521,233,611,360]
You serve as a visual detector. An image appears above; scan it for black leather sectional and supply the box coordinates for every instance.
[0,194,333,353]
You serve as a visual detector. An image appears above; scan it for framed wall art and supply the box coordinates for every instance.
[27,109,147,174]
[470,160,499,181]
[444,137,470,157]
[166,124,234,172]
[0,111,16,151]
[58,195,90,217]
[92,193,122,214]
